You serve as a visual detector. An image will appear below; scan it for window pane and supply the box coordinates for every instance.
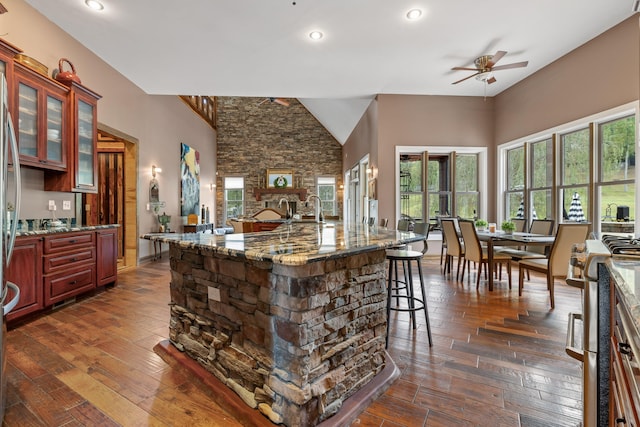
[531,139,553,188]
[561,128,590,185]
[455,154,477,192]
[506,192,523,219]
[318,177,336,215]
[428,193,450,218]
[600,115,635,183]
[562,187,588,222]
[507,147,524,191]
[225,177,244,189]
[400,154,423,192]
[530,189,551,220]
[600,183,635,224]
[402,194,424,220]
[456,193,478,219]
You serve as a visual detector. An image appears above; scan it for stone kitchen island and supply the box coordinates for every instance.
[143,221,423,426]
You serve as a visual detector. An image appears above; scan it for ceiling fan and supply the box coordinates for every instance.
[451,51,528,85]
[258,97,290,107]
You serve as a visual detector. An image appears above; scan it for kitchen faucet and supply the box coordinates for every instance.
[278,198,292,219]
[305,194,324,223]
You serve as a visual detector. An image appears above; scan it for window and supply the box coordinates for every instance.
[224,177,244,220]
[400,153,427,220]
[317,176,336,215]
[529,138,553,221]
[455,154,479,219]
[559,127,590,221]
[504,146,525,220]
[597,115,635,227]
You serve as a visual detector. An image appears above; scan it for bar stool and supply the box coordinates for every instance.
[385,249,433,348]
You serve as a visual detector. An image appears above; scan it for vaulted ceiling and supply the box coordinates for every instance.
[25,0,637,143]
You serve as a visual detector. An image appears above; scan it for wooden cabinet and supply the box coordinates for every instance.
[96,228,118,286]
[43,231,96,306]
[0,39,21,115]
[5,236,43,322]
[14,62,69,170]
[45,82,101,192]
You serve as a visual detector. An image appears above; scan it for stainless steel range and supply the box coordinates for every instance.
[566,235,640,427]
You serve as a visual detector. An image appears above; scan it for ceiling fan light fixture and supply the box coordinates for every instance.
[406,9,422,20]
[309,31,323,41]
[85,0,104,11]
[475,71,493,82]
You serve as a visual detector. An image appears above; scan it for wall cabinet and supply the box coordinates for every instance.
[5,236,43,322]
[44,82,101,193]
[14,62,69,171]
[6,229,118,323]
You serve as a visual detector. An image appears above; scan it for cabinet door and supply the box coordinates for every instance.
[6,237,43,322]
[96,229,117,286]
[14,64,68,170]
[76,96,96,189]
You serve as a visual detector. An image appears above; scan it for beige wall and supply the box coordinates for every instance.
[494,15,640,145]
[3,0,216,262]
[346,16,639,227]
[345,94,495,225]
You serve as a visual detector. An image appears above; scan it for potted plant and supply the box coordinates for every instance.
[501,220,516,234]
[475,219,488,231]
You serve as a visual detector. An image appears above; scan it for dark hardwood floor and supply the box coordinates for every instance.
[4,255,583,426]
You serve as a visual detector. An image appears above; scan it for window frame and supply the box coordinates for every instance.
[224,176,245,222]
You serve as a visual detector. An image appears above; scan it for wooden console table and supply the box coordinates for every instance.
[253,188,307,201]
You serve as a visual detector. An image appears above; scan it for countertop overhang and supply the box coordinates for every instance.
[17,224,120,237]
[142,221,423,265]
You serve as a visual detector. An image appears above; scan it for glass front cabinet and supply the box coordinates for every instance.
[14,62,69,171]
[45,82,101,193]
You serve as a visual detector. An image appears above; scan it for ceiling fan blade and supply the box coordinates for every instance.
[452,72,480,85]
[452,66,479,71]
[487,76,497,84]
[491,61,529,71]
[273,98,290,106]
[487,50,507,67]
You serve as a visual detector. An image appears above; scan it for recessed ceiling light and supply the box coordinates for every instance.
[406,9,422,20]
[85,0,104,11]
[309,31,323,41]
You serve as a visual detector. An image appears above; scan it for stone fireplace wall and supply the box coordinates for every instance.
[215,97,343,226]
[168,244,388,426]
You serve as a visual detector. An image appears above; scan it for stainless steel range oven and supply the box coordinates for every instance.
[566,236,640,427]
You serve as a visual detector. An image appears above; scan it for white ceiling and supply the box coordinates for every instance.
[24,0,637,143]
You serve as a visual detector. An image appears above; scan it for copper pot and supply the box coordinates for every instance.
[55,58,81,86]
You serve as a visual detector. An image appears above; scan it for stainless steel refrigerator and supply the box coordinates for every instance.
[0,72,22,422]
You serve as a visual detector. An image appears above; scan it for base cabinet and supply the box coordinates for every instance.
[7,228,118,323]
[5,236,43,322]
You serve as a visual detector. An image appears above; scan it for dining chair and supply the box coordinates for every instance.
[412,222,430,255]
[512,218,527,233]
[517,223,589,308]
[499,219,555,260]
[379,218,389,228]
[397,219,411,231]
[458,219,512,289]
[440,218,464,280]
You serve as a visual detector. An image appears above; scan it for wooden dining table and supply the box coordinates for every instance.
[475,230,556,291]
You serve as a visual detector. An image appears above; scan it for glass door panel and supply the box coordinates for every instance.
[17,82,38,158]
[77,99,95,187]
[46,95,63,163]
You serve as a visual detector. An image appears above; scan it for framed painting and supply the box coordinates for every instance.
[180,143,200,216]
[267,169,294,188]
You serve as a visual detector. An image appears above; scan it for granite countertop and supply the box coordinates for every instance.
[16,223,120,237]
[607,258,640,340]
[141,221,423,265]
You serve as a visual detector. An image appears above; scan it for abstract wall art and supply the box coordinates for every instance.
[180,143,200,216]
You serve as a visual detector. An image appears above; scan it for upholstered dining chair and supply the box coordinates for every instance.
[499,219,555,280]
[517,223,589,308]
[458,219,512,289]
[441,218,464,281]
[412,222,430,255]
[512,218,527,233]
[397,219,411,231]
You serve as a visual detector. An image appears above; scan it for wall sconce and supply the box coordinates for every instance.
[152,165,162,178]
[366,166,372,175]
[210,182,216,192]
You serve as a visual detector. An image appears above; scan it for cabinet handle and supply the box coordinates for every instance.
[69,239,77,243]
[71,258,76,262]
[69,280,77,285]
[616,417,626,426]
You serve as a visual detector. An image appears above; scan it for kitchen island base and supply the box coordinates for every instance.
[154,340,400,427]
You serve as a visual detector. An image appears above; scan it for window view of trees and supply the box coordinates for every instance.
[224,177,244,220]
[317,177,336,215]
[501,112,635,232]
[455,154,479,219]
[400,154,425,220]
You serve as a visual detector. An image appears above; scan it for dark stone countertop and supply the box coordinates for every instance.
[16,224,120,237]
[141,221,423,265]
